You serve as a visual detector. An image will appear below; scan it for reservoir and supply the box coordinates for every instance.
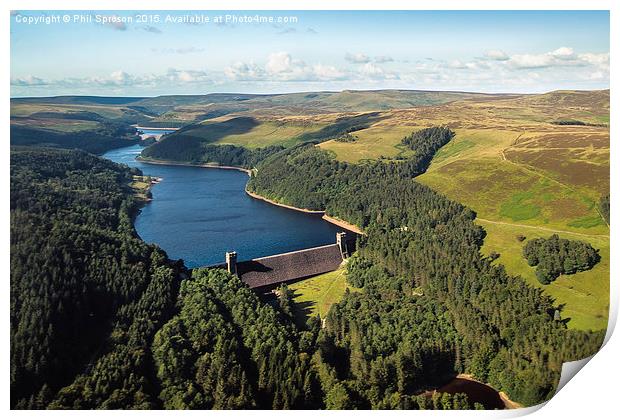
[103,144,345,267]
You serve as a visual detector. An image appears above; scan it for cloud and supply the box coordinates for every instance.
[358,62,398,80]
[152,47,205,54]
[446,59,489,70]
[306,28,318,34]
[484,49,509,61]
[550,47,577,60]
[507,47,606,70]
[374,56,394,63]
[164,68,211,83]
[11,75,48,86]
[224,61,266,81]
[311,64,346,80]
[99,15,128,31]
[142,25,162,34]
[263,52,331,81]
[12,46,609,96]
[277,27,296,35]
[345,53,371,64]
[12,69,215,91]
[346,53,396,64]
[225,52,397,83]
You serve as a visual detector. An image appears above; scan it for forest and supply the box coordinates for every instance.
[10,147,183,409]
[141,136,284,168]
[246,129,605,406]
[10,125,605,409]
[523,235,600,284]
[10,144,481,409]
[10,121,140,154]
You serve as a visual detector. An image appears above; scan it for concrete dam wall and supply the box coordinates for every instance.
[215,232,355,291]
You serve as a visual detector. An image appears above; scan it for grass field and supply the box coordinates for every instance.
[478,220,609,331]
[212,120,328,148]
[319,125,416,163]
[288,268,361,326]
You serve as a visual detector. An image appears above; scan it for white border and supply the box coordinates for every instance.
[3,1,616,419]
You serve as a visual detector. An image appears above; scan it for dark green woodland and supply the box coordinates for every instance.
[10,125,605,409]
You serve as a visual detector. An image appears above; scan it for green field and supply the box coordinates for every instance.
[478,220,609,331]
[415,124,609,331]
[319,125,416,162]
[289,268,361,325]
[213,120,327,148]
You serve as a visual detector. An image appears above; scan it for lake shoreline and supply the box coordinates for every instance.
[136,156,253,175]
[133,125,181,131]
[244,189,325,214]
[136,155,365,234]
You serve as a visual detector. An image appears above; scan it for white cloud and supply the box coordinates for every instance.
[225,52,398,82]
[375,55,394,63]
[11,46,609,96]
[142,25,162,34]
[12,69,214,91]
[152,46,205,55]
[99,15,128,31]
[550,47,576,60]
[507,47,607,70]
[224,61,266,81]
[345,53,371,64]
[11,75,48,86]
[358,62,398,80]
[165,68,211,83]
[277,27,296,35]
[484,50,509,61]
[312,64,346,80]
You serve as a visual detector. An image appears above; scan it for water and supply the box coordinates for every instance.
[103,144,345,267]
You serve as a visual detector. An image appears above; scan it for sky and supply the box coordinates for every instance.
[10,10,610,97]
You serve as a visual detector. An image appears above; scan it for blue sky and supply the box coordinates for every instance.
[10,10,610,96]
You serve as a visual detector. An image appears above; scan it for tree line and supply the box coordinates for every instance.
[10,121,140,155]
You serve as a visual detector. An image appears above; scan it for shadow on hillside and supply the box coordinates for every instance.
[297,112,385,142]
[169,116,260,143]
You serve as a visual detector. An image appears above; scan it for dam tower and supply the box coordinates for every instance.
[226,251,238,275]
[336,232,349,259]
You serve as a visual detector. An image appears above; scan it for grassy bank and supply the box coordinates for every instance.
[289,268,361,326]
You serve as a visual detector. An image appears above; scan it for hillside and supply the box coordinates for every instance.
[316,90,609,331]
[139,88,611,331]
[9,88,609,409]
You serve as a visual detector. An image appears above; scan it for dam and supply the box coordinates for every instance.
[216,232,355,292]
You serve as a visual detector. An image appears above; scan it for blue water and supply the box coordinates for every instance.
[103,145,344,267]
